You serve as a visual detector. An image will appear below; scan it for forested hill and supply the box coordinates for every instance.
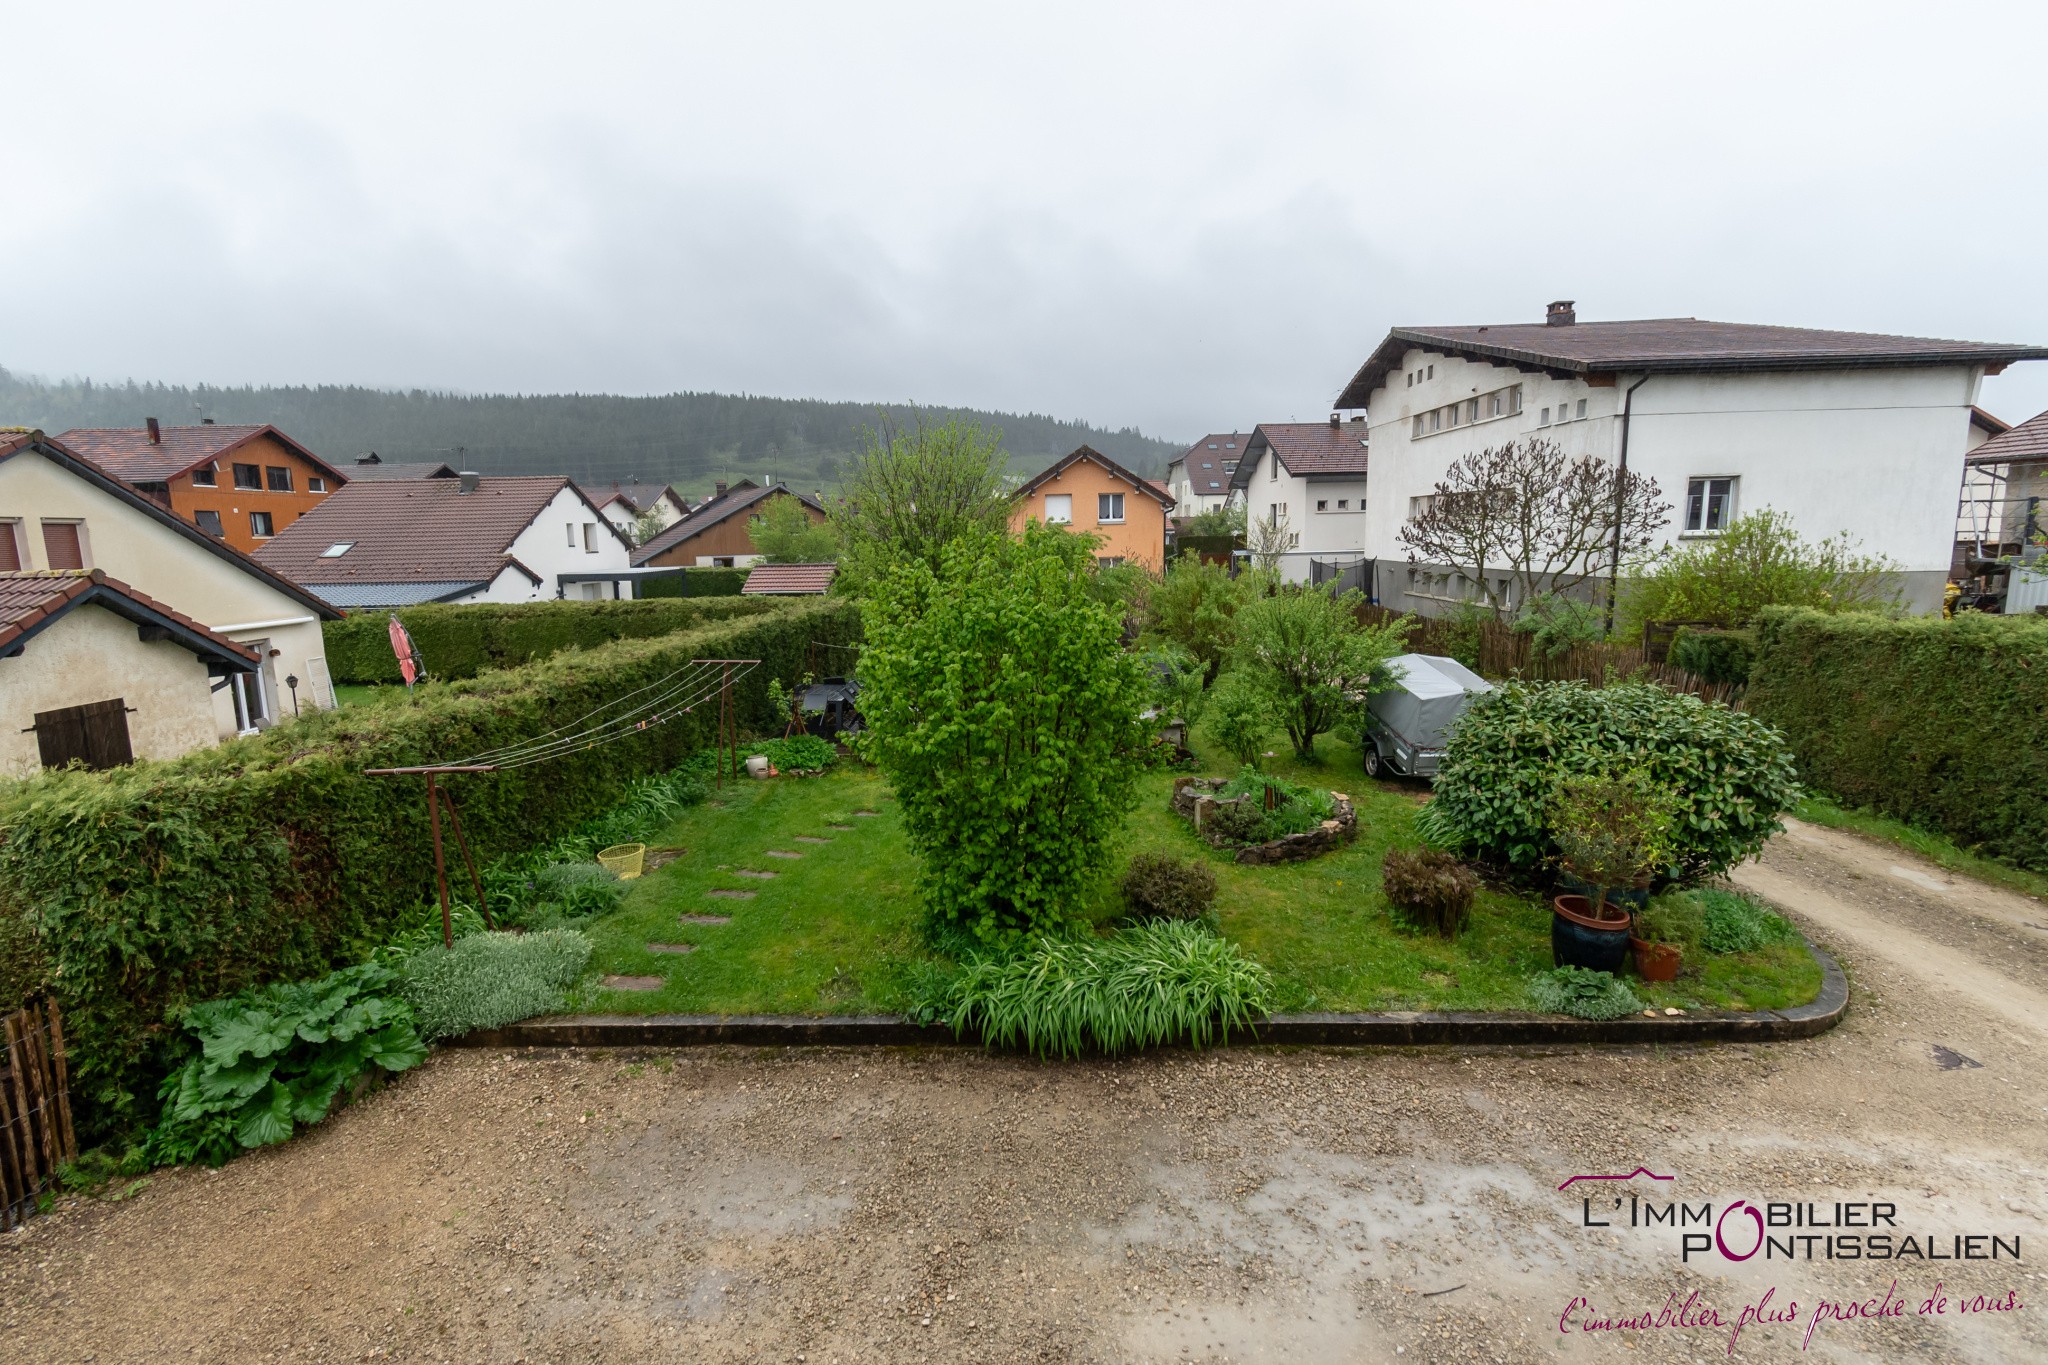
[0,368,1185,495]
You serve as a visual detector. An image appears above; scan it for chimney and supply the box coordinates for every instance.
[458,470,480,494]
[1328,412,1341,428]
[201,416,215,425]
[714,481,728,500]
[145,416,161,444]
[1546,299,1576,327]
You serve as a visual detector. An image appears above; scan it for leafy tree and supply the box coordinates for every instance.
[1181,503,1246,540]
[857,525,1150,940]
[1247,508,1294,573]
[1230,586,1408,760]
[1144,558,1250,678]
[1512,593,1607,661]
[1203,670,1271,767]
[1399,439,1668,619]
[1142,643,1209,734]
[631,508,668,546]
[833,414,1013,592]
[1619,509,1901,632]
[747,492,840,563]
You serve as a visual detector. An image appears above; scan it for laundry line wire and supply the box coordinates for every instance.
[450,657,761,771]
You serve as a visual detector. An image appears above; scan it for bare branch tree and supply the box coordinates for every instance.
[1397,440,1668,618]
[1247,507,1294,573]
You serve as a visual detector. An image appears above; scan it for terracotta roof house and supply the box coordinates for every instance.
[255,473,637,609]
[1165,432,1252,515]
[740,563,836,595]
[1010,445,1175,569]
[632,482,827,570]
[1340,301,2048,616]
[54,420,349,555]
[1,569,261,774]
[1223,421,1371,582]
[347,454,459,482]
[0,429,342,737]
[585,481,692,540]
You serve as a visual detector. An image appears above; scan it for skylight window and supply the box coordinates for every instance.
[320,542,355,558]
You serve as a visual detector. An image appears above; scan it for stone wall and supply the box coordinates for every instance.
[1171,776,1357,865]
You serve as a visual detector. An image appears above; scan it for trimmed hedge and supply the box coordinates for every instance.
[1749,608,2048,869]
[322,596,783,683]
[1668,626,1755,687]
[0,599,859,1137]
[640,566,753,599]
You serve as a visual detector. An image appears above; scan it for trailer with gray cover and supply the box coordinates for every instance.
[1360,653,1491,779]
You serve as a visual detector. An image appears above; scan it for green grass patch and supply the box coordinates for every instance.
[1794,796,2048,903]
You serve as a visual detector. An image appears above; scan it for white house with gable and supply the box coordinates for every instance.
[1165,433,1251,517]
[1224,420,1371,584]
[1336,302,2048,616]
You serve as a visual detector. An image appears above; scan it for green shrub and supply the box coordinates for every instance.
[1120,852,1218,922]
[1668,627,1756,686]
[1527,966,1641,1020]
[1144,558,1249,676]
[400,930,592,1040]
[144,963,426,1168]
[1548,770,1676,906]
[1748,608,2048,870]
[1620,509,1902,633]
[1229,586,1407,759]
[1203,670,1271,768]
[1633,893,1706,955]
[321,595,781,683]
[524,863,625,920]
[1512,594,1607,661]
[1207,765,1337,842]
[629,565,754,599]
[1381,847,1478,936]
[0,599,858,1139]
[858,525,1149,940]
[1696,888,1799,954]
[746,734,838,773]
[921,921,1272,1057]
[1424,681,1800,882]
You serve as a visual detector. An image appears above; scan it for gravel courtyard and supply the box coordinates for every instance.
[6,824,2044,1365]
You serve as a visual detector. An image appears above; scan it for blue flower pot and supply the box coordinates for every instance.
[1552,895,1631,974]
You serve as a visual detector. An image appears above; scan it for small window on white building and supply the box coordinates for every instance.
[1316,499,1329,512]
[566,523,577,547]
[1466,399,1479,422]
[583,522,598,552]
[1412,416,1425,438]
[1539,407,1551,426]
[1043,493,1073,524]
[1098,492,1125,523]
[1426,364,1434,379]
[1685,477,1737,533]
[1510,386,1524,413]
[1429,410,1442,432]
[1336,499,1349,510]
[1409,495,1436,520]
[1575,398,1588,419]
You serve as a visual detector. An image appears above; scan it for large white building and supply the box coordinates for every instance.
[1224,421,1371,584]
[1336,303,2048,615]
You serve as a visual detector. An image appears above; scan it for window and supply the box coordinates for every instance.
[1207,442,1218,449]
[190,462,218,487]
[193,510,224,538]
[712,556,735,568]
[1406,373,1413,388]
[1539,407,1551,426]
[583,522,597,552]
[1684,477,1737,533]
[320,541,354,558]
[1097,492,1125,522]
[1409,494,1436,519]
[1268,455,1277,480]
[566,522,577,547]
[1466,399,1479,422]
[1511,386,1523,413]
[1575,398,1588,419]
[266,466,293,492]
[1337,499,1350,510]
[1043,493,1073,524]
[1426,364,1434,379]
[249,511,275,538]
[1200,462,1212,470]
[41,520,85,569]
[308,476,327,493]
[1429,409,1442,432]
[230,640,272,732]
[0,519,21,570]
[1413,416,1425,438]
[1097,556,1124,568]
[233,463,261,490]
[1316,499,1329,512]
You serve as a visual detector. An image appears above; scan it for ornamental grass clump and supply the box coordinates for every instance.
[400,929,593,1040]
[1696,888,1799,954]
[1120,852,1218,923]
[925,921,1272,1058]
[1380,847,1479,937]
[1527,966,1641,1021]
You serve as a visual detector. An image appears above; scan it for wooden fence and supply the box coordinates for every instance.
[1358,605,1740,704]
[1,998,77,1229]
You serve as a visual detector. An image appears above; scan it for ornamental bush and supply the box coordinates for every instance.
[400,930,592,1041]
[1120,852,1218,923]
[857,525,1150,939]
[1228,586,1408,759]
[1421,681,1799,882]
[1527,966,1641,1020]
[1668,626,1756,687]
[1381,847,1479,937]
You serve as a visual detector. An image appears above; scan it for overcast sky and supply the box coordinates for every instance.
[5,1,2046,441]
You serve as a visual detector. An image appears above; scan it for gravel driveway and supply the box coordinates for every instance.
[7,824,2044,1364]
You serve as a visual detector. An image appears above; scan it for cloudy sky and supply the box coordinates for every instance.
[5,1,2046,441]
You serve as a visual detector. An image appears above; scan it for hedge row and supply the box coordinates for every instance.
[322,596,782,683]
[641,566,753,599]
[1748,608,2048,869]
[0,599,860,1137]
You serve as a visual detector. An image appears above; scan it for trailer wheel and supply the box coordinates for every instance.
[1362,745,1385,779]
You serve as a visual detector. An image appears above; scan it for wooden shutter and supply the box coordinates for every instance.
[31,698,133,771]
[0,524,19,572]
[41,522,83,571]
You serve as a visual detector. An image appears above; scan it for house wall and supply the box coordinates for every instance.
[639,491,828,570]
[167,431,341,555]
[1227,445,1369,583]
[1009,461,1169,569]
[497,485,637,599]
[0,604,221,777]
[1360,347,1984,615]
[0,447,336,732]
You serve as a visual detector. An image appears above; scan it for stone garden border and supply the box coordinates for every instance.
[1169,776,1357,865]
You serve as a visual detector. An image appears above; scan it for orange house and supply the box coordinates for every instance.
[1009,445,1174,569]
[54,421,349,556]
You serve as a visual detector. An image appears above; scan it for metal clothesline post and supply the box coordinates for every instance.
[363,763,501,948]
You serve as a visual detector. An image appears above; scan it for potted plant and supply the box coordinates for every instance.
[1547,770,1674,974]
[1629,894,1704,984]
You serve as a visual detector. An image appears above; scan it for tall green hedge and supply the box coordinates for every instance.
[1749,608,2048,869]
[639,566,753,599]
[322,596,781,683]
[0,599,859,1137]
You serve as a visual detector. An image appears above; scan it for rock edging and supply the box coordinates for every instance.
[1169,775,1358,865]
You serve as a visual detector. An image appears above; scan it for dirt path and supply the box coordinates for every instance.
[6,825,2045,1364]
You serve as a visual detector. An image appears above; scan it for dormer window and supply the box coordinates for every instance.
[191,462,218,487]
[320,542,355,558]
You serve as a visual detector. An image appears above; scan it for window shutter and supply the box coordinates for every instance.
[32,698,133,771]
[42,522,84,570]
[0,524,19,571]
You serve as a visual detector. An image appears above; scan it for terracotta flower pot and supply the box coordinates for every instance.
[1630,936,1681,983]
[1551,894,1631,974]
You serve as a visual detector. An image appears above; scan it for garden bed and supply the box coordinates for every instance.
[1170,775,1356,864]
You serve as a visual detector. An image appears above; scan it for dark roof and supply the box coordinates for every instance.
[254,476,626,585]
[346,461,458,481]
[1966,409,2048,467]
[0,431,341,620]
[1971,407,2012,437]
[0,568,258,668]
[1229,423,1370,488]
[740,563,836,595]
[632,482,825,566]
[588,481,684,513]
[1012,446,1178,507]
[53,424,350,487]
[1166,433,1254,471]
[1334,316,2048,409]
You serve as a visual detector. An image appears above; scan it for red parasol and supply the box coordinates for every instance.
[388,614,425,687]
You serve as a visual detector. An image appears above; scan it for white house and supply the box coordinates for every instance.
[585,481,691,540]
[1224,420,1371,584]
[1335,302,2048,615]
[254,472,638,609]
[1165,433,1251,517]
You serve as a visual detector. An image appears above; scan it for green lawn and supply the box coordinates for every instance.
[575,731,1822,1017]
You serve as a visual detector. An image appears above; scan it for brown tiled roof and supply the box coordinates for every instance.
[632,482,825,566]
[589,481,683,513]
[1966,409,2048,467]
[53,424,349,487]
[0,568,259,665]
[346,461,457,481]
[1971,406,2012,437]
[254,476,621,585]
[1012,446,1178,507]
[1169,433,1250,495]
[740,563,836,595]
[1334,317,2048,409]
[1230,423,1369,488]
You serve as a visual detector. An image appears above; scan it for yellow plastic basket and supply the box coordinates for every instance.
[597,842,646,881]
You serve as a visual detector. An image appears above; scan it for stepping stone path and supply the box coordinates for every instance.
[732,870,776,880]
[827,824,854,832]
[765,850,802,859]
[603,975,663,991]
[851,810,880,818]
[679,914,732,925]
[705,889,756,900]
[793,836,831,845]
[644,847,686,872]
[646,942,696,954]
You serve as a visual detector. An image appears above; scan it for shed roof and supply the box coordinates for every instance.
[740,563,836,595]
[1965,408,2048,467]
[632,482,825,566]
[0,568,259,667]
